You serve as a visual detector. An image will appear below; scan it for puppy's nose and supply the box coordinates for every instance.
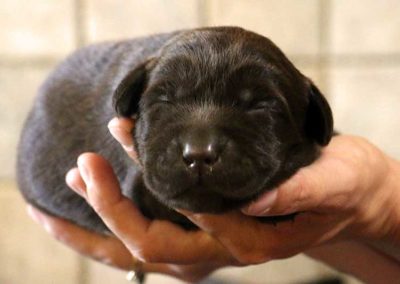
[180,128,226,171]
[182,142,219,169]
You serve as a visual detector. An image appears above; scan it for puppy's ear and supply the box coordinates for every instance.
[113,59,156,117]
[304,81,333,146]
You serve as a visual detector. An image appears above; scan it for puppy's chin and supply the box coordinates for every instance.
[145,178,269,213]
[160,188,251,213]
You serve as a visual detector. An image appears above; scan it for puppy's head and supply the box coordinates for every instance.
[113,27,333,212]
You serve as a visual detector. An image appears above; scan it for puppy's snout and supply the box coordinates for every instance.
[183,142,219,169]
[180,129,224,170]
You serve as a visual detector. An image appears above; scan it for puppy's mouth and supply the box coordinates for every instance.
[166,187,250,213]
[145,170,272,213]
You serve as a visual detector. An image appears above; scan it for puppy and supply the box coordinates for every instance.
[17,27,333,233]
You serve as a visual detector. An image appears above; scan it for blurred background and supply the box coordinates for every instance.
[1,0,400,283]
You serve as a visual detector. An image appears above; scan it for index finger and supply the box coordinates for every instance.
[78,153,233,265]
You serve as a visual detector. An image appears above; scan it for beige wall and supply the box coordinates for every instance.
[1,1,399,283]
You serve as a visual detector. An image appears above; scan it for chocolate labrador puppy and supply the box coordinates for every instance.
[17,27,333,233]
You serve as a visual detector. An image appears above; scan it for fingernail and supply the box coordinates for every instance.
[242,189,278,216]
[175,208,191,216]
[27,205,42,224]
[107,117,132,131]
[108,126,134,149]
[77,157,91,186]
[107,118,120,128]
[65,169,86,196]
[122,144,135,152]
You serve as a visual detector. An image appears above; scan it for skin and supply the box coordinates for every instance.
[26,117,400,283]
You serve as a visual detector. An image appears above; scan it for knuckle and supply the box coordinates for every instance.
[91,203,107,216]
[90,199,113,217]
[293,174,309,204]
[134,246,158,263]
[345,137,373,169]
[274,172,309,213]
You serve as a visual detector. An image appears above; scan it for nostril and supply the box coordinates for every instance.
[204,157,214,165]
[182,143,219,169]
[203,150,219,165]
[183,155,195,168]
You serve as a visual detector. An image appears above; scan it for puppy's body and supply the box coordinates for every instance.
[18,33,182,232]
[17,27,333,233]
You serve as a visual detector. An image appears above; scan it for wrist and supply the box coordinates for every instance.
[380,157,400,243]
[306,241,400,283]
[347,151,400,245]
[368,156,400,244]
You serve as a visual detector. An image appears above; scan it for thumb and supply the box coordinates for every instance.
[241,170,320,216]
[241,152,353,216]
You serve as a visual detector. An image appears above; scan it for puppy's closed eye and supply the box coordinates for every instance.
[247,97,283,114]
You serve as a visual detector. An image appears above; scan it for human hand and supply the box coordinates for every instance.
[26,117,400,283]
[241,135,400,245]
